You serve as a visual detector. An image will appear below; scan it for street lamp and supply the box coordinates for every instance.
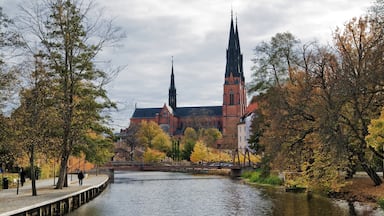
[217,143,221,168]
[177,138,180,161]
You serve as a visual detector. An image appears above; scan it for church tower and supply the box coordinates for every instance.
[222,14,247,149]
[169,58,177,110]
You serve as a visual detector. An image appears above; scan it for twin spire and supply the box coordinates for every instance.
[168,12,244,110]
[225,11,244,81]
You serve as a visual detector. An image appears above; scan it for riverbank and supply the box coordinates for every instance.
[0,174,109,215]
[240,171,384,215]
[331,176,384,210]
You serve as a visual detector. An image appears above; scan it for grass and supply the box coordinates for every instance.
[241,170,283,186]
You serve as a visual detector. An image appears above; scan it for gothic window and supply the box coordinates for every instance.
[229,90,234,105]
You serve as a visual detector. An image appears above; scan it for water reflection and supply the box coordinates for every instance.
[69,171,350,216]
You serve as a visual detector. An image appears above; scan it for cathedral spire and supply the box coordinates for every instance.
[225,12,242,79]
[169,57,177,110]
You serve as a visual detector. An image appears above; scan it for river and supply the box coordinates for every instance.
[69,171,365,216]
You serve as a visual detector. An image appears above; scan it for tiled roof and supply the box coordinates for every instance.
[131,106,222,118]
[245,102,258,114]
[131,108,162,118]
[175,106,222,117]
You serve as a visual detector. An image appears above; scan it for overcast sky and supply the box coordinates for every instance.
[2,0,373,130]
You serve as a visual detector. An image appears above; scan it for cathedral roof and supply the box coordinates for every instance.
[174,106,222,117]
[131,106,222,119]
[131,108,163,118]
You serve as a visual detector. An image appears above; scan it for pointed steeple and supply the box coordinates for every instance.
[225,12,243,79]
[169,57,177,110]
[235,16,244,81]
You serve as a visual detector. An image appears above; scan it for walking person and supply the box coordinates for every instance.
[20,168,26,187]
[78,170,84,185]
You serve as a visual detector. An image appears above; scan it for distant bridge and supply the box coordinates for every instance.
[101,161,253,177]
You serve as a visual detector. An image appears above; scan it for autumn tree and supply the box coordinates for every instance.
[136,121,164,149]
[0,8,23,169]
[366,108,384,173]
[249,12,384,189]
[0,116,17,170]
[143,148,166,163]
[12,55,58,195]
[80,128,114,167]
[181,127,197,160]
[151,132,171,153]
[190,141,208,163]
[18,0,122,189]
[332,15,384,185]
[198,128,222,148]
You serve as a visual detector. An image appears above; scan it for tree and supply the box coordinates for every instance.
[121,124,140,160]
[0,115,17,170]
[0,8,23,169]
[136,121,164,149]
[248,32,300,93]
[180,127,197,161]
[332,15,384,185]
[151,132,171,153]
[198,128,222,148]
[248,14,384,189]
[12,54,60,195]
[143,148,166,163]
[0,7,22,110]
[190,141,208,163]
[81,128,114,167]
[18,0,122,189]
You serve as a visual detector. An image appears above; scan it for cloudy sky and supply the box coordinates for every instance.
[2,0,373,130]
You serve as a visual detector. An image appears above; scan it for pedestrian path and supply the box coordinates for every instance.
[0,174,109,215]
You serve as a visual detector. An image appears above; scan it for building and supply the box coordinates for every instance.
[237,101,258,153]
[130,14,247,149]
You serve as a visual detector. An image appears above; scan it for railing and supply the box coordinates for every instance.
[2,177,109,216]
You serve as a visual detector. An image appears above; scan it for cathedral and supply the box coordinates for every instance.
[130,15,247,149]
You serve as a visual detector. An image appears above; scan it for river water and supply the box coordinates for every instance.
[69,171,361,216]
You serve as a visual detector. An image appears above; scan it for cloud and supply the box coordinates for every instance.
[2,0,372,131]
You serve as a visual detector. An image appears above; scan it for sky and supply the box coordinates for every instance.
[2,0,373,131]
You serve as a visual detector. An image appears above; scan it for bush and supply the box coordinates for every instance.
[378,198,384,209]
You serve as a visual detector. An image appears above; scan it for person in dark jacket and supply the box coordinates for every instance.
[78,170,84,185]
[20,168,26,187]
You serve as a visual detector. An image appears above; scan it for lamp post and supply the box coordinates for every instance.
[217,143,221,168]
[177,138,180,161]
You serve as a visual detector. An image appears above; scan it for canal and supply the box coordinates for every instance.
[69,171,355,216]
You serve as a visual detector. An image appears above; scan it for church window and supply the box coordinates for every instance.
[229,91,234,105]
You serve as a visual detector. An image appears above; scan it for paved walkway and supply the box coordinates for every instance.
[0,174,109,215]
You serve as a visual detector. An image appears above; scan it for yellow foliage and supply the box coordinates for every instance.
[190,141,208,163]
[143,148,166,163]
[137,121,164,148]
[366,108,384,150]
[151,132,171,152]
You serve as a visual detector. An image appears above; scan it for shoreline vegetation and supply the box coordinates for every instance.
[240,170,384,215]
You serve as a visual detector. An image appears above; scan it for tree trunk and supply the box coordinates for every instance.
[359,154,382,186]
[55,154,69,189]
[29,143,37,196]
